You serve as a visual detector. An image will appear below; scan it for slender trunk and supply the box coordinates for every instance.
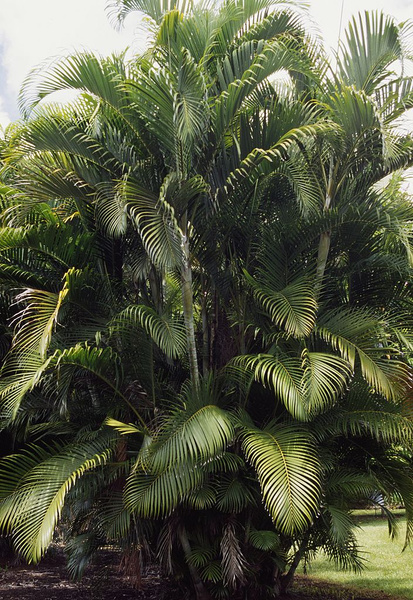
[112,238,123,283]
[315,230,331,291]
[315,157,334,296]
[148,264,162,315]
[210,288,218,369]
[149,266,174,367]
[149,340,156,409]
[181,230,199,387]
[201,276,209,376]
[239,295,246,355]
[178,526,211,600]
[278,533,310,595]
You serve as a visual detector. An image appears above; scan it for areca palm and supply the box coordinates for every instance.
[310,11,413,290]
[0,2,412,599]
[17,1,323,384]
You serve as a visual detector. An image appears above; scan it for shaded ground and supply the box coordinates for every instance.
[0,549,180,600]
[0,549,407,600]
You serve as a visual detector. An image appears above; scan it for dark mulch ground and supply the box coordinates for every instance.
[0,549,408,600]
[0,549,180,600]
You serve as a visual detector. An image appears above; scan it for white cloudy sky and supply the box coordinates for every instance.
[0,0,412,128]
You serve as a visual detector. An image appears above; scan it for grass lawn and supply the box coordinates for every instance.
[300,511,413,599]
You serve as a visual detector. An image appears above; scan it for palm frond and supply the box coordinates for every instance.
[245,271,317,337]
[0,433,117,562]
[122,178,183,269]
[111,304,187,359]
[142,379,234,470]
[11,281,69,358]
[220,520,247,588]
[0,351,49,423]
[124,461,203,518]
[108,0,195,25]
[19,51,130,118]
[316,308,410,400]
[247,528,280,551]
[233,351,351,419]
[242,422,321,534]
[336,11,407,94]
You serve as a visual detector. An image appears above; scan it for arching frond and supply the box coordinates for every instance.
[215,37,316,138]
[11,281,69,358]
[124,461,203,518]
[111,304,187,359]
[108,0,196,25]
[232,351,351,419]
[0,433,118,563]
[336,11,409,94]
[173,49,209,150]
[247,528,280,552]
[215,474,254,513]
[242,423,321,535]
[105,418,143,436]
[316,308,411,400]
[141,381,234,470]
[19,51,130,118]
[48,344,124,398]
[121,178,183,269]
[245,271,317,337]
[0,351,49,423]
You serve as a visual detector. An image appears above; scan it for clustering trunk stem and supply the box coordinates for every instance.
[315,157,335,296]
[181,228,199,387]
[178,526,211,600]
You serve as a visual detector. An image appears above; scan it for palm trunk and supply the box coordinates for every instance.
[315,230,331,290]
[178,526,211,600]
[181,228,199,387]
[201,275,209,376]
[148,264,162,315]
[315,157,334,295]
[210,288,218,368]
[278,533,310,595]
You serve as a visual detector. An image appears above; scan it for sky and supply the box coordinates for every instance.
[0,0,412,128]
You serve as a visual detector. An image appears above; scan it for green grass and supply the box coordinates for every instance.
[300,513,413,599]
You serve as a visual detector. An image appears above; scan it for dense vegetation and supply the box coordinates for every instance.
[0,1,413,598]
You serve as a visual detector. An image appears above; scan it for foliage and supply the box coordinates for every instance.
[0,1,412,599]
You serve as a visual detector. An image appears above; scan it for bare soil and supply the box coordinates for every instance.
[0,549,407,600]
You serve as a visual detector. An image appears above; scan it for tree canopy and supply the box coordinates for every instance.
[0,1,413,598]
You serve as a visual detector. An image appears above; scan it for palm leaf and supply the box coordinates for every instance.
[0,433,117,562]
[19,51,130,118]
[233,351,351,419]
[108,0,195,25]
[11,280,69,358]
[110,304,187,359]
[242,422,321,535]
[121,178,183,269]
[142,380,234,470]
[336,11,406,94]
[245,270,317,337]
[0,351,50,423]
[220,520,247,588]
[124,462,202,518]
[247,528,280,551]
[316,308,411,400]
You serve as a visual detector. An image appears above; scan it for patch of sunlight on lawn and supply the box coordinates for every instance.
[300,515,413,599]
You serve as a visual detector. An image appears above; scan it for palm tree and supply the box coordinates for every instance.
[312,11,413,290]
[0,2,412,599]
